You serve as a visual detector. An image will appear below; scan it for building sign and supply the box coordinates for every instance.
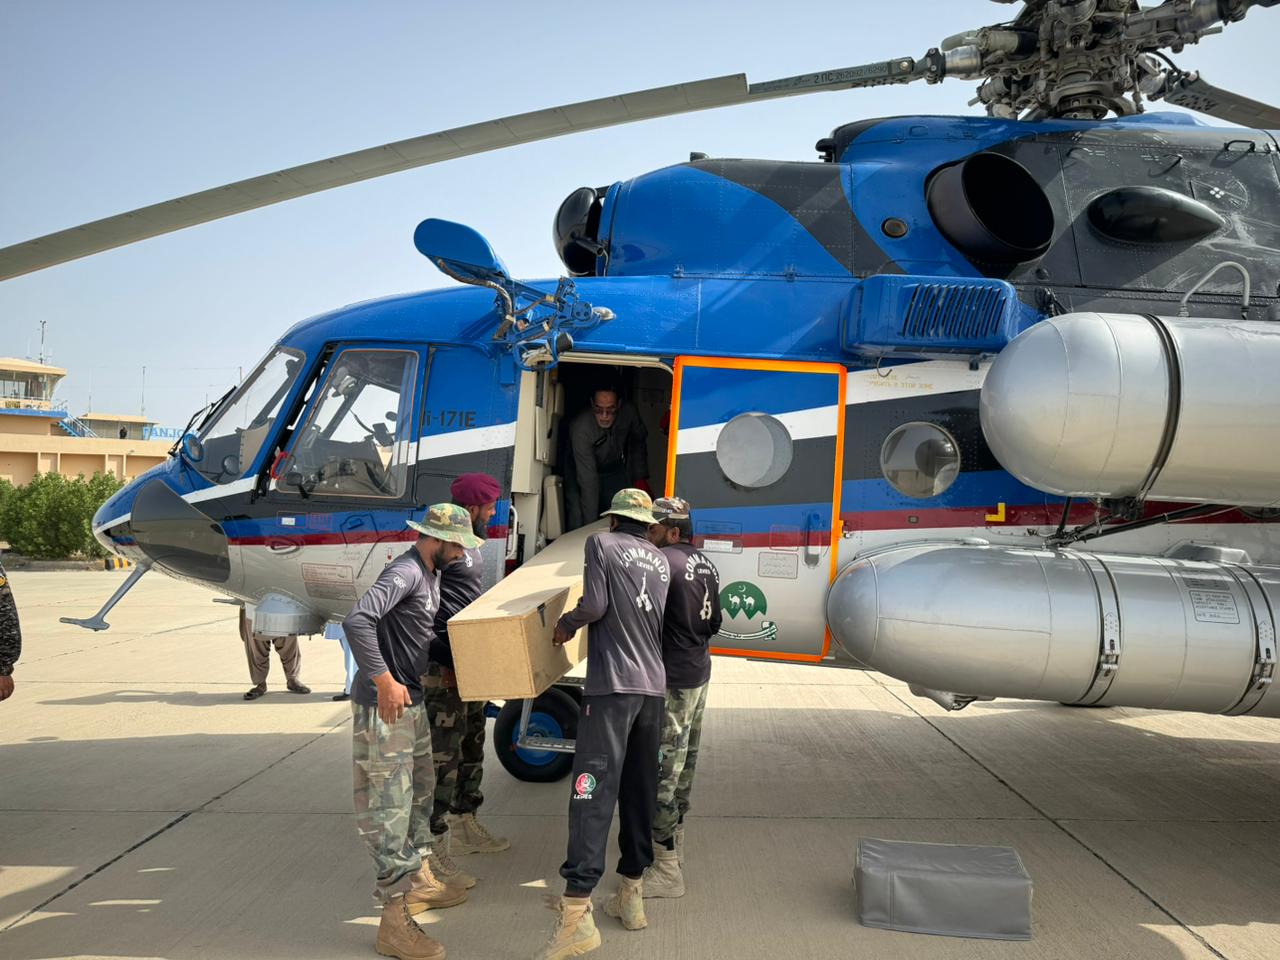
[143,425,184,440]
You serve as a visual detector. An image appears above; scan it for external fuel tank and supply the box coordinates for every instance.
[827,541,1280,717]
[979,312,1280,506]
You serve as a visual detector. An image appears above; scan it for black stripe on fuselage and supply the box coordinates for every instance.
[842,389,999,482]
[688,159,900,277]
[675,436,838,509]
[185,447,515,522]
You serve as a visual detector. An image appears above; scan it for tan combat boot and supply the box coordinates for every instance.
[448,811,511,854]
[429,831,477,889]
[602,876,647,930]
[376,894,446,960]
[535,895,601,960]
[641,846,684,899]
[673,823,685,866]
[404,861,469,916]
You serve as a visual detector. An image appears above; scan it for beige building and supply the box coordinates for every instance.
[0,357,171,485]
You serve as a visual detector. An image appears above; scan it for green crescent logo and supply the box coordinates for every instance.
[720,581,767,619]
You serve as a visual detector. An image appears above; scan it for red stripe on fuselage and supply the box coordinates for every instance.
[228,524,510,547]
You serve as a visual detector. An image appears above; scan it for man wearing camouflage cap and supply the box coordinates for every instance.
[342,503,483,960]
[423,473,510,887]
[537,488,670,960]
[642,497,721,899]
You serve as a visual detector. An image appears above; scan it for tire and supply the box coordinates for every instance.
[555,682,584,707]
[494,687,579,783]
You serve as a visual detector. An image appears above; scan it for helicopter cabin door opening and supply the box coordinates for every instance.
[509,356,672,565]
[667,356,845,662]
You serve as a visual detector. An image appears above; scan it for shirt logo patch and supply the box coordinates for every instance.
[573,773,597,800]
[392,575,407,590]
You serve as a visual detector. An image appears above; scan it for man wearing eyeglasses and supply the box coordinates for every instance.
[566,387,651,531]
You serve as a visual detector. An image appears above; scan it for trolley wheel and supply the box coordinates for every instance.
[495,687,579,783]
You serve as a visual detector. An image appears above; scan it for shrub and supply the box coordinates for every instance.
[0,472,124,560]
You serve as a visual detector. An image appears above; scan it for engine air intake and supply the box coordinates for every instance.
[927,152,1054,265]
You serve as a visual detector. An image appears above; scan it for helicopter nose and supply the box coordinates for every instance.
[120,478,231,584]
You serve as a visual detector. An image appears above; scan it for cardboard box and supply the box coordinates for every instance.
[449,522,603,701]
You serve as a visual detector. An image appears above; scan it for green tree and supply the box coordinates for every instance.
[0,471,124,560]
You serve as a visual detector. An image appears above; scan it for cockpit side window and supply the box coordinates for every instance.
[197,347,305,484]
[281,349,418,499]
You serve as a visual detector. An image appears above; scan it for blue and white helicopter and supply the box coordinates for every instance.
[8,0,1280,780]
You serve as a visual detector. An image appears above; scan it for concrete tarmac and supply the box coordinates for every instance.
[3,571,1280,959]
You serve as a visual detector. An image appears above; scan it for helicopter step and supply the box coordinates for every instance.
[493,678,584,783]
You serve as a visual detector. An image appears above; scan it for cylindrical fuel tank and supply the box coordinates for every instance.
[827,541,1280,717]
[980,312,1280,506]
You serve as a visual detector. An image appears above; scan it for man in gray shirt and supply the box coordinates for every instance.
[566,388,650,531]
[537,488,669,960]
[342,502,482,960]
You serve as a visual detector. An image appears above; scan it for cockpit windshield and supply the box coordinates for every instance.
[196,346,304,484]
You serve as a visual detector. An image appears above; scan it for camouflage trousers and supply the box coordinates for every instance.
[352,701,436,902]
[652,682,708,843]
[423,662,487,836]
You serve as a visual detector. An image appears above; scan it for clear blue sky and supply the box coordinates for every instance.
[0,0,1271,425]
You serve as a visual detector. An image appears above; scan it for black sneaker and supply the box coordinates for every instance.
[243,683,267,700]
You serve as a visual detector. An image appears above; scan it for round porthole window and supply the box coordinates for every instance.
[880,422,960,499]
[716,412,793,488]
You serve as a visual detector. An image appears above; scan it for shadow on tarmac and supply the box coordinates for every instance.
[3,697,1280,957]
[37,688,332,708]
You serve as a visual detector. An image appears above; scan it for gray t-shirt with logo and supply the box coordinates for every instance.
[343,548,440,707]
[557,527,670,697]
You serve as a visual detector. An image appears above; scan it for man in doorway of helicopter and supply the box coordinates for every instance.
[538,488,669,960]
[342,502,484,960]
[640,496,721,899]
[565,385,651,531]
[421,472,510,888]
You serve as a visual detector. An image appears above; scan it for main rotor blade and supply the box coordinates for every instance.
[1161,73,1280,130]
[0,58,920,281]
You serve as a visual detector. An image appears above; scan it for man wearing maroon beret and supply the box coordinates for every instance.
[420,472,511,879]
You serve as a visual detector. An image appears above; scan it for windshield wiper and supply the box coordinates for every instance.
[169,386,237,458]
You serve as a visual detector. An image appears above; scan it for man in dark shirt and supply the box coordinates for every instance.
[342,502,483,960]
[565,388,650,531]
[538,488,669,960]
[641,497,721,900]
[422,473,510,873]
[0,560,21,703]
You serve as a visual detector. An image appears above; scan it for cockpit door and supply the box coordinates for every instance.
[666,357,846,662]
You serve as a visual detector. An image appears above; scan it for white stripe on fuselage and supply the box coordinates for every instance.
[417,421,517,462]
[96,422,520,531]
[93,512,131,536]
[845,359,988,403]
[677,405,841,455]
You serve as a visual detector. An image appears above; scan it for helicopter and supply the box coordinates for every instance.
[9,0,1280,781]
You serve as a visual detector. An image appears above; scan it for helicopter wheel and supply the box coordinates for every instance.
[494,688,578,783]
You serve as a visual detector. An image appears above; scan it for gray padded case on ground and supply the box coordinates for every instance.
[854,838,1033,940]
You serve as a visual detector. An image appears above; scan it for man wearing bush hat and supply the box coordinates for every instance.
[422,472,510,887]
[539,488,670,959]
[343,502,483,960]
